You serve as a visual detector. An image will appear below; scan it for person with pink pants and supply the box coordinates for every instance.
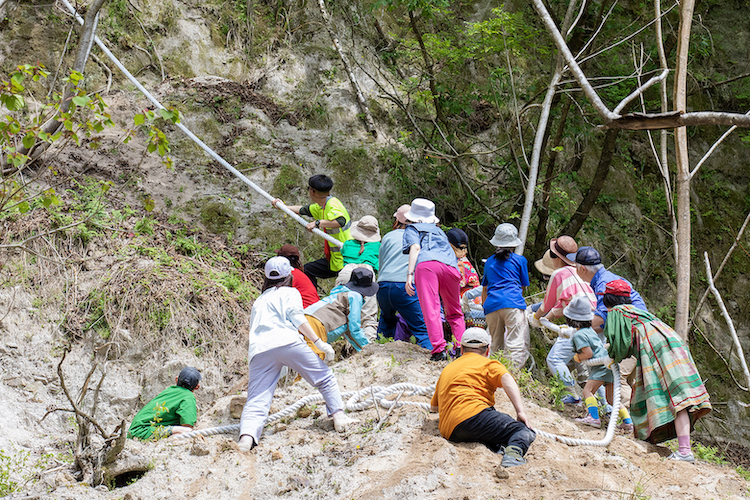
[402,198,465,361]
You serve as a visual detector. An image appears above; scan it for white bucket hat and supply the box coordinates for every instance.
[489,223,522,248]
[349,216,381,242]
[562,294,594,321]
[405,198,440,224]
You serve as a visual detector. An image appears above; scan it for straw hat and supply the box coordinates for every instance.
[534,250,556,276]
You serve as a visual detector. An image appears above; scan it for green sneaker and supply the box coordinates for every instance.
[500,446,527,467]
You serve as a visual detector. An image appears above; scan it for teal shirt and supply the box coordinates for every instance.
[341,239,380,273]
[572,327,613,383]
[128,386,197,440]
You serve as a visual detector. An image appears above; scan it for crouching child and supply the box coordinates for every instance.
[127,366,201,440]
[566,295,633,431]
[430,328,536,468]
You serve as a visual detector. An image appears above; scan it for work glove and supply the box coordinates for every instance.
[314,338,336,362]
[573,353,581,363]
[605,358,616,370]
[527,306,542,329]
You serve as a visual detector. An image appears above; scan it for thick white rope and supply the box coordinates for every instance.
[176,364,622,447]
[175,383,432,440]
[57,0,343,248]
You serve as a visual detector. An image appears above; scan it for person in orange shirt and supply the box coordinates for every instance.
[430,328,536,468]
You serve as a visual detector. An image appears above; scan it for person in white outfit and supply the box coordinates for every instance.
[238,256,357,452]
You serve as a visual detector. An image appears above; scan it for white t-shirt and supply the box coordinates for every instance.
[247,286,308,363]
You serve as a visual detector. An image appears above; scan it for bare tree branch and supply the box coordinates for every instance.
[703,252,750,392]
[691,210,750,325]
[316,0,377,136]
[689,109,750,179]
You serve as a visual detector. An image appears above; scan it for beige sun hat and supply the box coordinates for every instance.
[349,216,381,242]
[534,250,556,276]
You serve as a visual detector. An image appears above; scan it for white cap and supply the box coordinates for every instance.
[265,256,292,279]
[461,327,492,347]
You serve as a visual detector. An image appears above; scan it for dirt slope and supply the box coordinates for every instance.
[2,315,748,500]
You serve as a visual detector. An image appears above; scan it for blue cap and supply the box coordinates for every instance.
[569,246,601,266]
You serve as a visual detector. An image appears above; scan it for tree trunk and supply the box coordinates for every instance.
[561,127,620,237]
[408,10,444,125]
[13,0,108,165]
[532,97,572,258]
[673,0,695,339]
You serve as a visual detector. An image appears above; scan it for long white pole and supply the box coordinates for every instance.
[57,0,343,247]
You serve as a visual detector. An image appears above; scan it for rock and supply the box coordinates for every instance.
[289,475,310,490]
[191,439,210,456]
[271,450,283,461]
[495,467,509,480]
[55,472,76,488]
[230,396,245,419]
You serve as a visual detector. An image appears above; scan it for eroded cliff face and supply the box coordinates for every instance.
[1,0,749,457]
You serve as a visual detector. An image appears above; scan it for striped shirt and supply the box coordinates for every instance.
[540,266,596,319]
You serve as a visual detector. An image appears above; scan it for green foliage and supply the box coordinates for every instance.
[126,108,180,169]
[692,442,728,465]
[547,374,568,411]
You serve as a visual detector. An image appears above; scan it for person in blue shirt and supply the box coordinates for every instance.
[482,223,530,368]
[568,246,649,410]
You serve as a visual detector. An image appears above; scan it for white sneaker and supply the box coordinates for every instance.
[238,435,255,452]
[333,412,358,432]
[668,451,695,462]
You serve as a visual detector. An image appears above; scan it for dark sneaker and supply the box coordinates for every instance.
[430,351,448,362]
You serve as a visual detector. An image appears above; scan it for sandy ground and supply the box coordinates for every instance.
[2,314,748,500]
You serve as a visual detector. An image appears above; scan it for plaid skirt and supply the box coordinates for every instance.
[628,311,711,443]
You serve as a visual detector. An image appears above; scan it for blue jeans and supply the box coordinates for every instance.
[376,281,432,350]
[547,337,576,386]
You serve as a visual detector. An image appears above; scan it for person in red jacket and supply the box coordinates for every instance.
[277,245,320,308]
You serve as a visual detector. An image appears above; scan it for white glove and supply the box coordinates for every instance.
[559,327,576,339]
[605,358,616,370]
[527,307,542,329]
[314,338,335,361]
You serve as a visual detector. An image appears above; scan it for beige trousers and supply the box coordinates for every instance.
[485,308,530,369]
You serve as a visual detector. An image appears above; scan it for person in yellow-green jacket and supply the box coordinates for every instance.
[273,174,352,289]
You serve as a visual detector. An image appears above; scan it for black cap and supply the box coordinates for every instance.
[446,228,469,249]
[177,366,201,390]
[344,268,379,297]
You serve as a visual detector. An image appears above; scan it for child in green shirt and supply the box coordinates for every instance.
[127,366,201,440]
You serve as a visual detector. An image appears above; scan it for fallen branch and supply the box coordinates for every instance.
[316,0,376,136]
[691,210,750,324]
[703,252,750,392]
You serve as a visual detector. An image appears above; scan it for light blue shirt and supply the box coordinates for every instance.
[378,229,408,283]
[402,223,458,269]
[304,285,369,351]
